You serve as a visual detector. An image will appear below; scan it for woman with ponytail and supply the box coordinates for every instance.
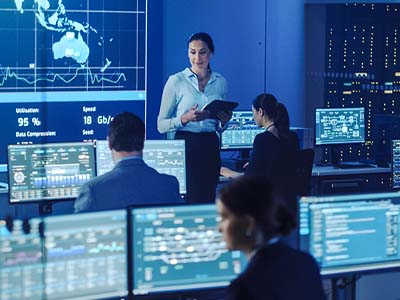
[220,93,299,180]
[217,176,325,300]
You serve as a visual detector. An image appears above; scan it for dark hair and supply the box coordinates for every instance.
[188,32,215,53]
[108,112,145,152]
[252,93,291,139]
[218,176,296,238]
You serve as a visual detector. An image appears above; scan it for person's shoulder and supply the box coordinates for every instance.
[269,242,319,268]
[142,164,177,181]
[157,171,180,185]
[254,130,272,143]
[225,275,250,300]
[168,68,190,81]
[211,70,227,84]
[211,70,225,79]
[84,167,121,188]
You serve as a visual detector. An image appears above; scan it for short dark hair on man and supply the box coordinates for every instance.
[108,112,145,152]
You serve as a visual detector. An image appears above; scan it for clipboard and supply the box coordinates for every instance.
[201,99,239,119]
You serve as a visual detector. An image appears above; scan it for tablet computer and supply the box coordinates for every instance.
[201,99,239,119]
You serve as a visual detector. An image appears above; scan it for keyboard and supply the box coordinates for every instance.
[335,163,374,169]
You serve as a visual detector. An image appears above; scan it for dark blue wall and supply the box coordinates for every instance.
[146,0,164,139]
[160,0,305,129]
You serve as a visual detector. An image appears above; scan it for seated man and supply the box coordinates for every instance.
[74,112,182,213]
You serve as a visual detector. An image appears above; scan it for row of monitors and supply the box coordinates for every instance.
[0,204,246,300]
[221,107,365,150]
[4,192,400,300]
[7,140,186,203]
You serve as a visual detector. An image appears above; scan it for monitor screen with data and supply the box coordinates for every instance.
[8,142,96,203]
[0,0,147,166]
[299,192,400,276]
[131,204,246,296]
[221,111,264,149]
[0,218,43,300]
[43,210,128,300]
[96,139,187,194]
[315,107,365,145]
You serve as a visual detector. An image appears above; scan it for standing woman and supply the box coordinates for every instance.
[158,32,232,203]
[217,176,325,300]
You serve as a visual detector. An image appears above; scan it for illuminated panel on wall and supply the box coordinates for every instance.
[306,3,400,162]
[221,111,264,149]
[0,0,147,164]
[315,107,365,145]
[8,142,96,203]
[393,140,400,189]
[0,219,43,300]
[96,140,187,194]
[299,192,400,276]
[131,204,246,296]
[43,210,127,300]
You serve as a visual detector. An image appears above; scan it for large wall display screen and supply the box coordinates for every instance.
[0,0,147,164]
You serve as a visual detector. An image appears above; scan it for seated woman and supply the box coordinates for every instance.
[217,176,325,300]
[220,93,299,180]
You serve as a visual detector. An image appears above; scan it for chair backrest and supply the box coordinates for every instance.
[294,148,314,196]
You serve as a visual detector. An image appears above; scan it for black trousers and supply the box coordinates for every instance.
[175,131,221,203]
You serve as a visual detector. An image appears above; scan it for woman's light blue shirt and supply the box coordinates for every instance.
[157,67,228,133]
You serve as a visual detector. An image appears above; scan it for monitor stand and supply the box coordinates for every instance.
[329,146,372,169]
[331,276,357,300]
[38,202,53,215]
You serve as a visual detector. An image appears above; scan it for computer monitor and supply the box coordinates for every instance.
[0,218,43,300]
[143,140,186,194]
[299,192,400,276]
[95,140,115,177]
[7,142,96,203]
[220,111,264,150]
[131,204,246,296]
[43,210,128,300]
[95,140,187,194]
[315,107,365,145]
[392,140,400,189]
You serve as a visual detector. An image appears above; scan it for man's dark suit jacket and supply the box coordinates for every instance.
[225,242,325,300]
[74,157,182,213]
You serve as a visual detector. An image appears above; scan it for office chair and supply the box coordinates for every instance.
[293,148,315,196]
[282,148,314,250]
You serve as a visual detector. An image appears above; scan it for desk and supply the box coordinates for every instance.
[312,165,390,176]
[219,165,392,196]
[311,165,391,195]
